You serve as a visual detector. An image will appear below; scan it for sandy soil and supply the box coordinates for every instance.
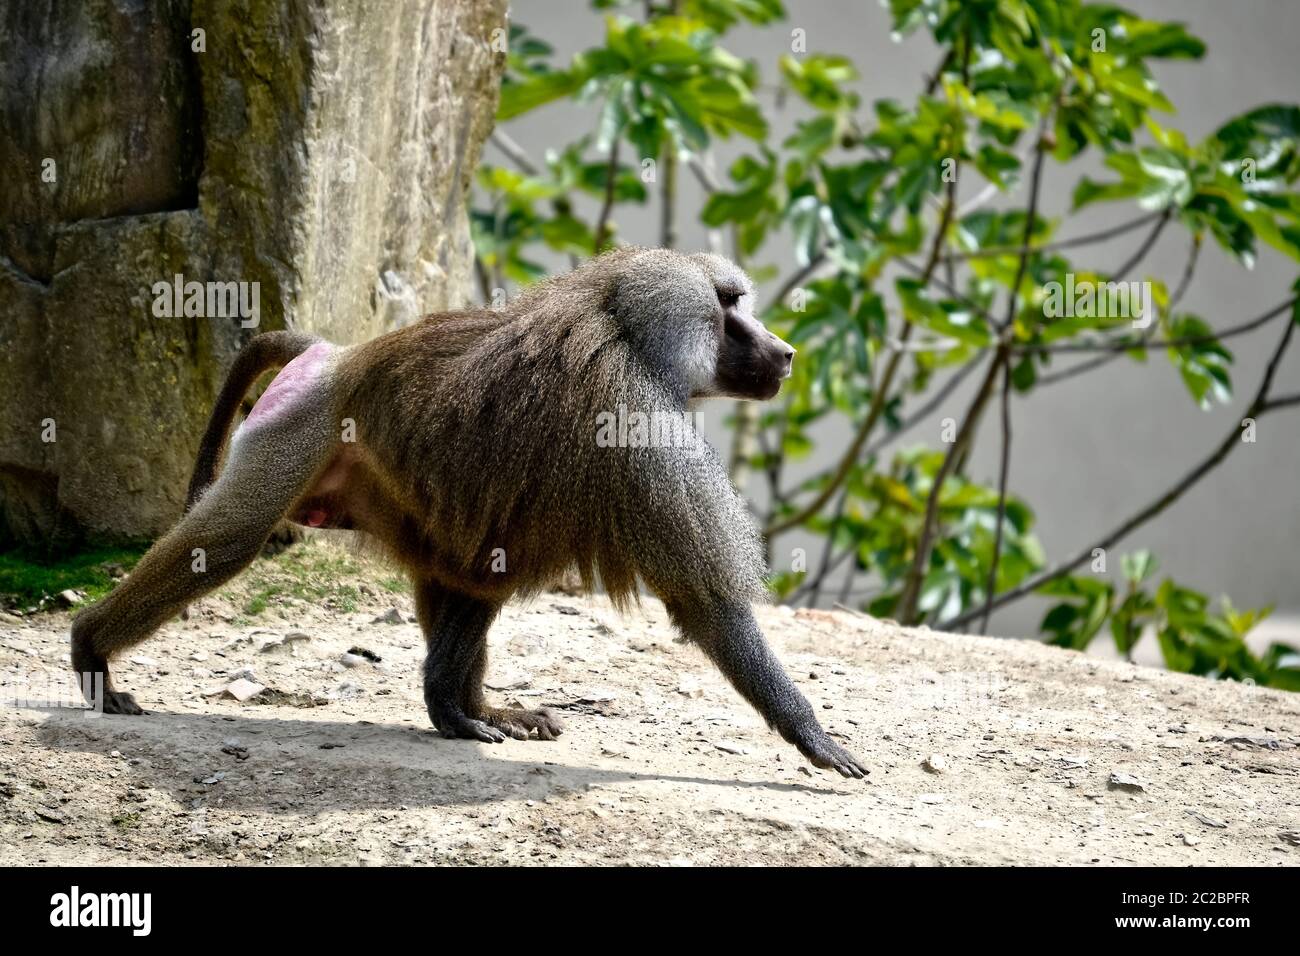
[1,541,1297,866]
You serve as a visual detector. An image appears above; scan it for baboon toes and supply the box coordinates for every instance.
[102,689,145,716]
[443,718,507,744]
[428,701,564,744]
[486,705,564,741]
[428,702,508,743]
[70,645,144,715]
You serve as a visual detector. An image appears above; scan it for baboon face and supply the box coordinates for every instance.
[614,250,795,402]
[706,266,795,401]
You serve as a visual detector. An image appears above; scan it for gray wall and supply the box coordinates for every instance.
[499,0,1299,640]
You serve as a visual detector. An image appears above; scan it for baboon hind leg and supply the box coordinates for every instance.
[416,579,562,742]
[72,418,334,714]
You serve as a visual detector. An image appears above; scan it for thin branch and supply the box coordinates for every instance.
[893,344,1007,622]
[687,154,722,192]
[771,253,829,311]
[939,211,1164,266]
[956,140,1035,217]
[489,128,540,176]
[1035,222,1193,387]
[924,49,955,96]
[978,363,1013,633]
[1032,342,1117,387]
[766,35,975,540]
[895,255,1001,329]
[1170,233,1203,309]
[593,139,621,253]
[661,148,678,250]
[1264,392,1300,410]
[474,256,493,305]
[787,487,854,606]
[655,0,683,247]
[812,547,861,606]
[1020,297,1296,354]
[685,152,738,262]
[836,552,858,605]
[491,199,505,293]
[729,401,759,487]
[863,351,988,458]
[1000,129,1050,332]
[753,423,787,514]
[765,167,960,537]
[485,129,580,268]
[896,115,1049,624]
[1110,208,1171,281]
[941,311,1299,631]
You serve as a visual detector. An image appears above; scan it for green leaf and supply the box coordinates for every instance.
[1121,550,1157,585]
[896,278,993,347]
[498,71,586,121]
[779,53,860,112]
[1213,104,1300,159]
[1166,314,1233,409]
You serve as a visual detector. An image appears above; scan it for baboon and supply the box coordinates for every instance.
[72,248,868,778]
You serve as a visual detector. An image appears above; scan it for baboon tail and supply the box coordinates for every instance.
[185,330,320,510]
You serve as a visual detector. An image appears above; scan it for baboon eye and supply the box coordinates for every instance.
[717,288,741,310]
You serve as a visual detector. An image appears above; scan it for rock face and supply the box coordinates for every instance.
[0,0,507,546]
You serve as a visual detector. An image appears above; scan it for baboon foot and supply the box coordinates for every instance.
[427,699,507,743]
[790,725,869,779]
[71,637,146,716]
[101,689,145,716]
[427,699,563,743]
[484,705,563,741]
[76,671,145,715]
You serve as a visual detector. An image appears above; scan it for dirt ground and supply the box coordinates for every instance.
[2,541,1297,866]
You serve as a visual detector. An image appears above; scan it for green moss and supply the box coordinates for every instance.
[0,545,146,609]
[233,543,363,616]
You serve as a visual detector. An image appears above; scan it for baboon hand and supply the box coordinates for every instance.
[791,726,869,779]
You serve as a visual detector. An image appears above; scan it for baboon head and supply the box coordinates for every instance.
[607,249,795,402]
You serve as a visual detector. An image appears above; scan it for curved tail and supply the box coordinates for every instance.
[186,330,319,510]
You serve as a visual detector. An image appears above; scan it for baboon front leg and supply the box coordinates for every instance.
[665,596,868,778]
[72,417,334,714]
[416,581,562,742]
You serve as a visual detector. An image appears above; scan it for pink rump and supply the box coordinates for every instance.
[245,342,333,426]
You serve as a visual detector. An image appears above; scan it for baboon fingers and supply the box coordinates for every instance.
[790,729,869,778]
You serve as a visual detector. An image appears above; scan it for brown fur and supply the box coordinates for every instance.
[70,249,866,777]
